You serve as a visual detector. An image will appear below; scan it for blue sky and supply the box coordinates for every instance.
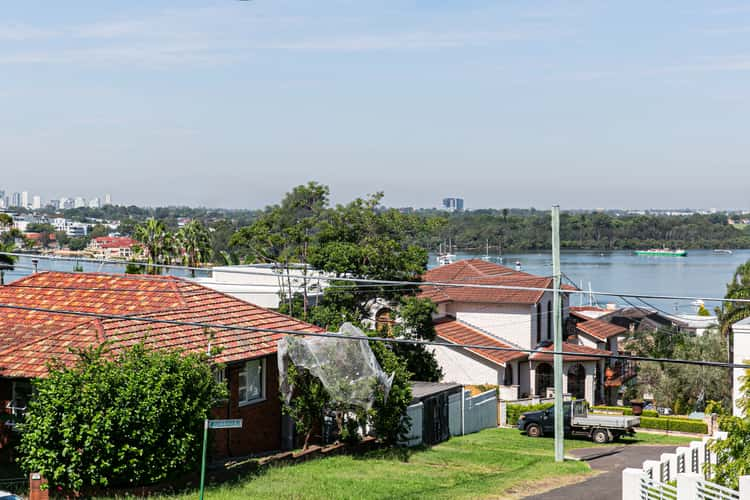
[1,1,749,209]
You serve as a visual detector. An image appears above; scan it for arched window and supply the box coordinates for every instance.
[375,308,392,334]
[567,364,586,400]
[536,363,553,397]
[504,364,513,386]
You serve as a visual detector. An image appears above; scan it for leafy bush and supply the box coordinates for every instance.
[368,341,413,444]
[639,416,707,434]
[18,343,226,493]
[507,403,553,426]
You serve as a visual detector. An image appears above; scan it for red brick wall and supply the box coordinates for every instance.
[210,354,282,458]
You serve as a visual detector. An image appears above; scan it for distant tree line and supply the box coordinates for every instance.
[417,210,750,252]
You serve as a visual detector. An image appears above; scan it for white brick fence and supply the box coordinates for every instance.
[622,431,750,499]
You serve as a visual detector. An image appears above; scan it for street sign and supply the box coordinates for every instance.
[207,419,243,429]
[200,418,244,499]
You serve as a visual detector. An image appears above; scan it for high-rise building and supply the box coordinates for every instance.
[31,195,42,210]
[74,197,86,209]
[21,191,29,208]
[89,197,101,209]
[11,192,21,207]
[442,197,464,212]
[104,193,112,205]
[49,199,60,210]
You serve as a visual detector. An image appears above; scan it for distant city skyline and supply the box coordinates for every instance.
[2,2,749,209]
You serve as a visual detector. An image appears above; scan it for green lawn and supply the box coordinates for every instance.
[98,429,691,500]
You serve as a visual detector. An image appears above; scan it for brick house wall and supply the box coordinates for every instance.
[210,354,283,459]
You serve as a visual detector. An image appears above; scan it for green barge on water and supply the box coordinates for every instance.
[634,248,688,257]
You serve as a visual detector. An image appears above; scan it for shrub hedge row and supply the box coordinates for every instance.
[591,405,659,418]
[507,403,553,426]
[509,404,707,433]
[639,416,707,434]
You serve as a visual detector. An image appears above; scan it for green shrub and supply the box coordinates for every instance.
[19,343,226,493]
[639,416,707,434]
[591,406,659,418]
[507,403,553,426]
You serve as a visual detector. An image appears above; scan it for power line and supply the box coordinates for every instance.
[0,300,745,369]
[4,251,750,304]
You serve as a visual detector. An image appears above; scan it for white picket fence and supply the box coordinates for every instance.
[402,388,497,447]
[622,431,750,499]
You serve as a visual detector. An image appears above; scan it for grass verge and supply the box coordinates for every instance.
[96,428,693,500]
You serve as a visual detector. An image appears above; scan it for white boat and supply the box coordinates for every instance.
[713,249,733,255]
[437,253,456,266]
[515,260,522,271]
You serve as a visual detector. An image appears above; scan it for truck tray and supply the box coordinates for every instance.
[572,415,640,428]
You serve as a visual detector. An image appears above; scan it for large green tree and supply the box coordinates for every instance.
[626,327,730,414]
[18,343,226,493]
[230,184,442,381]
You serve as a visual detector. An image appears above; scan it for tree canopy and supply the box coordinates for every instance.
[230,183,442,381]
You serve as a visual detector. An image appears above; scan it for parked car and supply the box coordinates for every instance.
[518,400,640,443]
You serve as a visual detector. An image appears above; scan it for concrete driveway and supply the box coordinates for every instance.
[523,445,678,500]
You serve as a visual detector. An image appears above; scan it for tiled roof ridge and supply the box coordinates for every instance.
[576,318,627,340]
[9,271,192,315]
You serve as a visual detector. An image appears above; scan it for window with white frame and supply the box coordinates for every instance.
[238,358,265,405]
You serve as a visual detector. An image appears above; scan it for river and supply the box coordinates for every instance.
[4,250,749,314]
[429,249,750,313]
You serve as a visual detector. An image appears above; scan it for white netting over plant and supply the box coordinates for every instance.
[278,323,394,410]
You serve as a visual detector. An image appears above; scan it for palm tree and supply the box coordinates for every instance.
[175,221,212,277]
[134,218,171,274]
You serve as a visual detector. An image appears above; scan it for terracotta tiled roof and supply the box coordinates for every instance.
[529,341,612,362]
[434,317,527,366]
[93,237,138,249]
[420,259,573,305]
[0,272,322,378]
[576,319,627,341]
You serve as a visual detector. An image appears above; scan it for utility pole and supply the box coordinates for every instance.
[552,205,564,462]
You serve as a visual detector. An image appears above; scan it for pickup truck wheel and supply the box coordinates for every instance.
[526,424,542,438]
[592,429,609,444]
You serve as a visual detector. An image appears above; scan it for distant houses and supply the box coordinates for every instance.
[88,236,141,260]
[420,259,613,406]
[195,264,328,310]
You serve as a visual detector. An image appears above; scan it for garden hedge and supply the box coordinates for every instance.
[591,405,658,418]
[507,403,553,426]
[639,416,707,434]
